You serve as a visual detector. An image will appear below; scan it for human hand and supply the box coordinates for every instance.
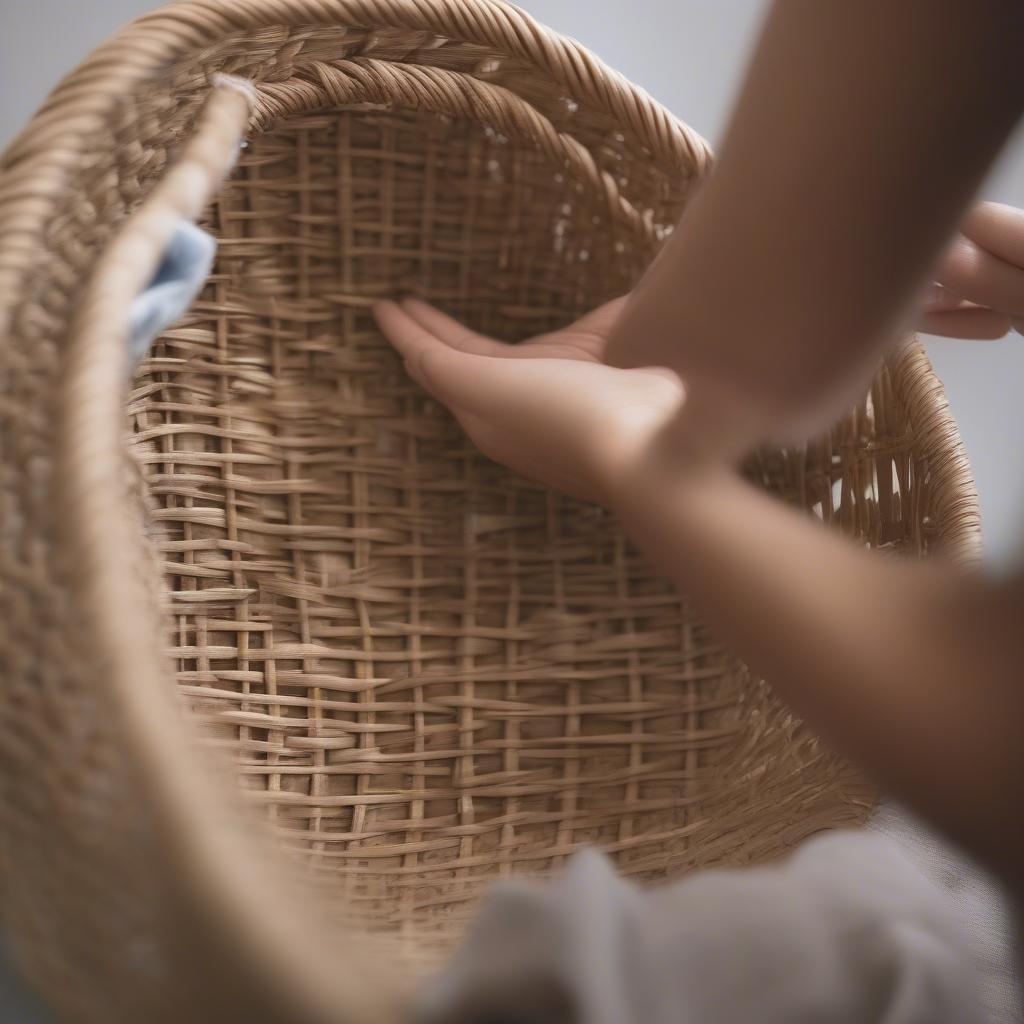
[372,296,685,506]
[921,202,1024,338]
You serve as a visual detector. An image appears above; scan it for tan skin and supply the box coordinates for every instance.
[376,0,1024,894]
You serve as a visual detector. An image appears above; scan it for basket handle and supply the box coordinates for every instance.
[57,74,399,1024]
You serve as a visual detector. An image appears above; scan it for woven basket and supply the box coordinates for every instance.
[0,2,980,1022]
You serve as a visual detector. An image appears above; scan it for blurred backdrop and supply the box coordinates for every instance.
[2,1,1023,1019]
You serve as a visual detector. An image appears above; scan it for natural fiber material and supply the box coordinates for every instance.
[0,2,980,1022]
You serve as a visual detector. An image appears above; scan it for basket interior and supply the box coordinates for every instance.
[128,99,878,953]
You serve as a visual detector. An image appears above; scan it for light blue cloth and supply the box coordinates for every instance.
[126,220,215,368]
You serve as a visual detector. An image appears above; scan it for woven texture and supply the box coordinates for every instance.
[0,2,980,1022]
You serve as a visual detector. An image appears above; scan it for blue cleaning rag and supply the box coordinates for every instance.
[126,219,216,369]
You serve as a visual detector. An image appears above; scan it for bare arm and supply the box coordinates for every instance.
[607,0,1024,458]
[374,294,1024,891]
[374,1,1024,889]
[616,457,1024,888]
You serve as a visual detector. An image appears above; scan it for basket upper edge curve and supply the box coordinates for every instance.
[0,0,712,323]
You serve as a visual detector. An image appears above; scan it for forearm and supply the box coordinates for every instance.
[608,0,1024,454]
[614,456,1024,884]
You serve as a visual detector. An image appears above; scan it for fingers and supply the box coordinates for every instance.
[522,295,630,353]
[922,282,967,313]
[960,202,1024,268]
[415,341,551,421]
[374,298,528,418]
[918,306,1012,340]
[935,235,1024,318]
[398,298,511,357]
[374,299,443,364]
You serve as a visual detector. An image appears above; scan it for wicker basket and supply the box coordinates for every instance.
[0,2,980,1022]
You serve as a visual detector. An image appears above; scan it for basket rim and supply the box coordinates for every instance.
[0,0,713,328]
[0,4,719,1019]
[1,1,981,1019]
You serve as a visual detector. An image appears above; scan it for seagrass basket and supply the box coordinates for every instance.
[0,1,981,1022]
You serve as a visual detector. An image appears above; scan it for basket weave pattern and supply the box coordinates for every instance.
[0,3,980,1022]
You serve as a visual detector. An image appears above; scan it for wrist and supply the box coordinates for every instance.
[603,388,752,512]
[606,418,737,527]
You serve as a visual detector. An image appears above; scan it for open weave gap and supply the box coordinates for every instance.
[129,104,880,954]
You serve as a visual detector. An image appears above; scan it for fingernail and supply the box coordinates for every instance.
[923,281,950,308]
[923,282,966,313]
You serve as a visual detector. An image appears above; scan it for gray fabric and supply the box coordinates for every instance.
[415,829,986,1024]
[868,805,1022,1023]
